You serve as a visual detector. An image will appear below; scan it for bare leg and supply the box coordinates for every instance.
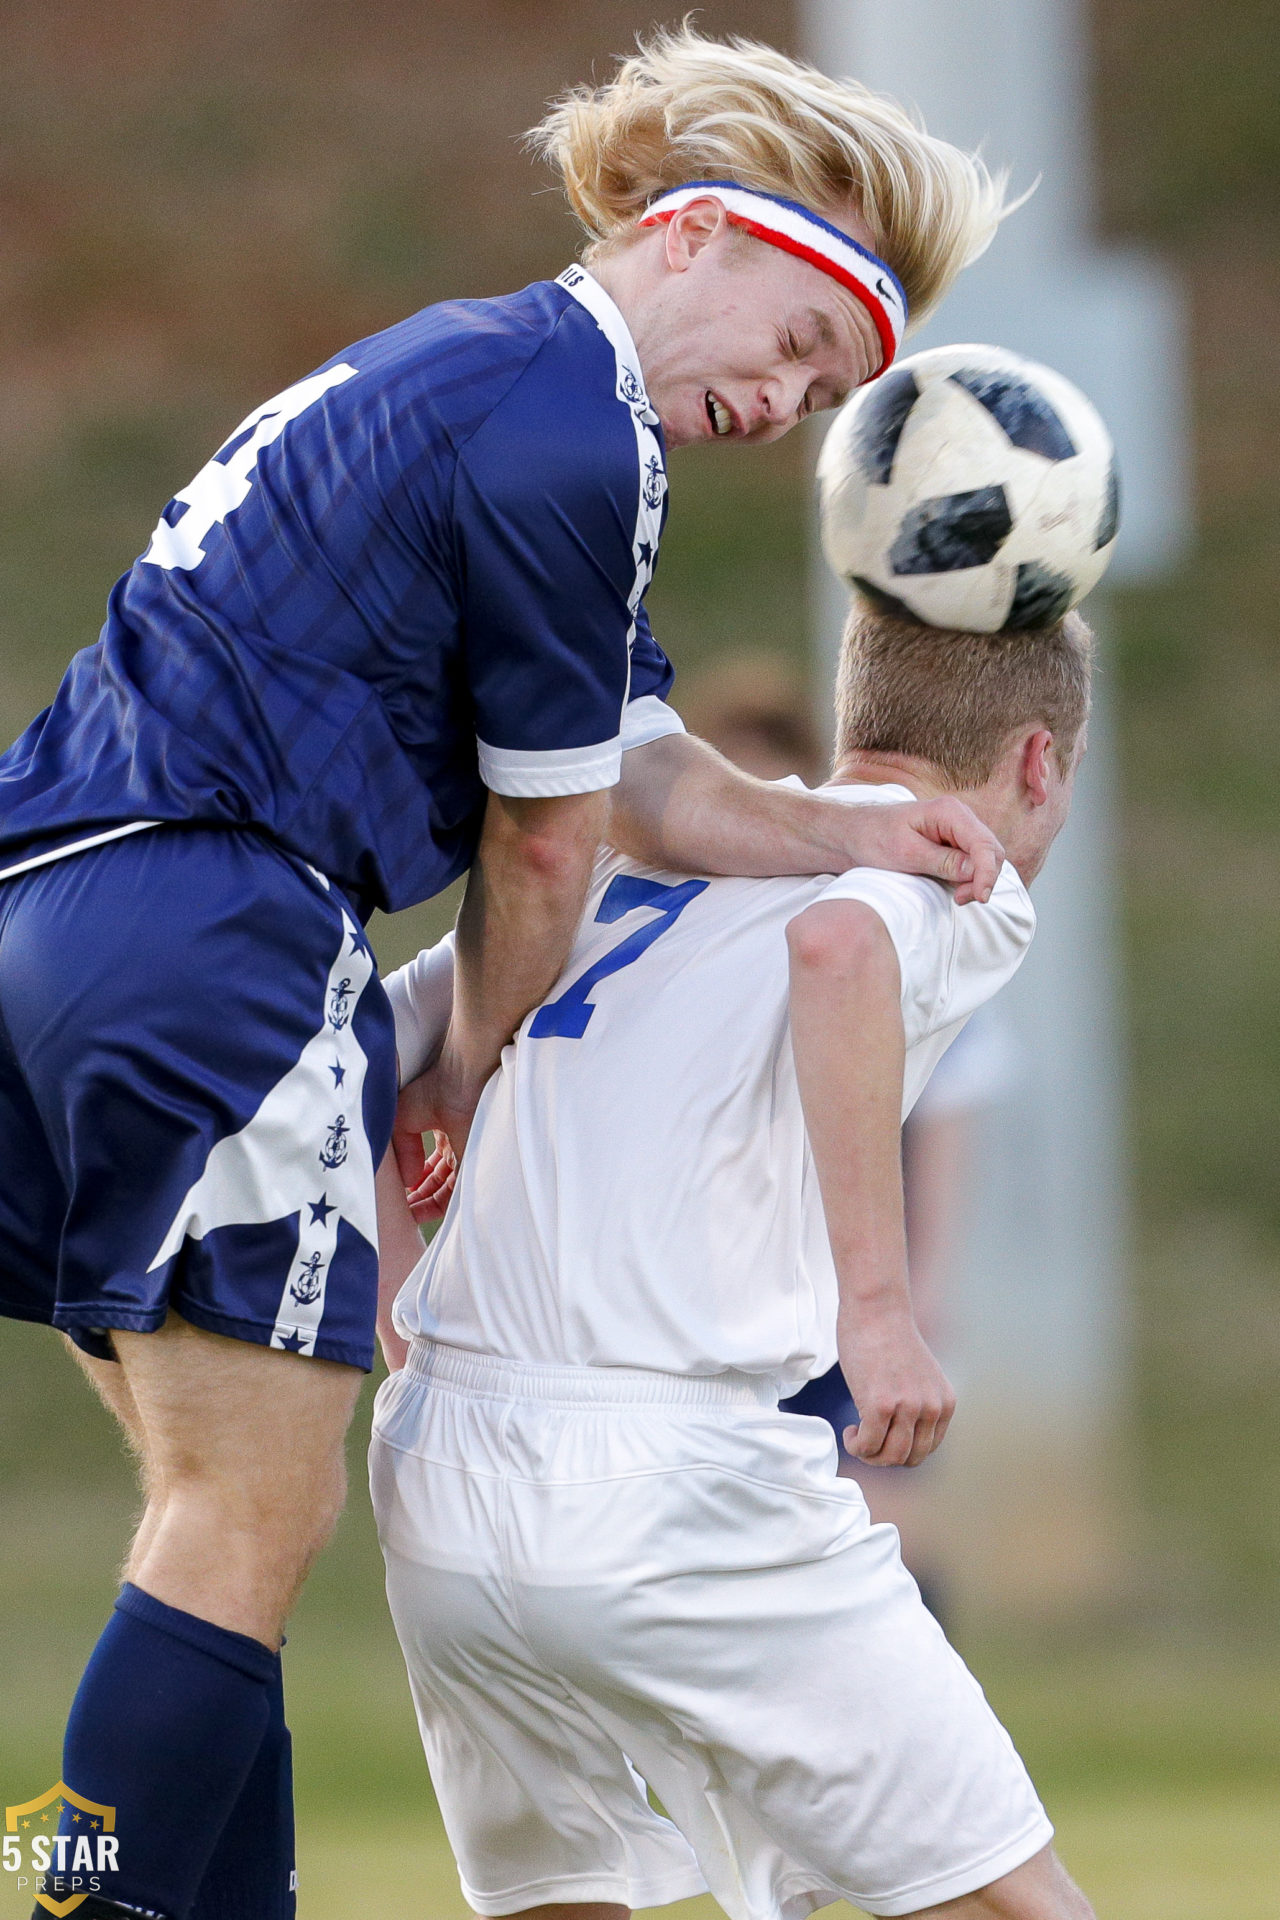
[110,1310,363,1647]
[488,1855,1085,1920]
[492,1908,628,1920]
[63,1333,164,1567]
[903,1845,1094,1920]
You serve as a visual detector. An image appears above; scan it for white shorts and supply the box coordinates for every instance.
[370,1341,1053,1920]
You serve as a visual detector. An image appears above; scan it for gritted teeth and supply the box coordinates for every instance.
[705,391,732,436]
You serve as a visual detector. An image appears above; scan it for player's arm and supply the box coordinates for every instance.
[786,897,955,1467]
[375,1150,421,1373]
[613,729,1003,906]
[397,787,605,1162]
[377,940,455,1370]
[420,339,655,1154]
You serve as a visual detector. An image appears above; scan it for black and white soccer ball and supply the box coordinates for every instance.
[817,343,1120,632]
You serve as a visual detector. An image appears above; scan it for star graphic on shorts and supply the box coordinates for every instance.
[329,1060,346,1087]
[637,539,654,569]
[308,1194,335,1225]
[348,927,372,959]
[278,1329,310,1353]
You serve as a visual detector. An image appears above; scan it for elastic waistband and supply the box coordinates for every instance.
[405,1338,780,1409]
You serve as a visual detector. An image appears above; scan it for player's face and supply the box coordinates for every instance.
[637,209,886,450]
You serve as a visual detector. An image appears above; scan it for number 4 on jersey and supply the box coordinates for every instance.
[530,874,709,1040]
[142,363,358,572]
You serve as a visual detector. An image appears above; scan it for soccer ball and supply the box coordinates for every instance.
[816,343,1119,632]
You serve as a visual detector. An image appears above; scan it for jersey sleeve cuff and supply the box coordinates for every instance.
[621,694,686,754]
[476,735,623,798]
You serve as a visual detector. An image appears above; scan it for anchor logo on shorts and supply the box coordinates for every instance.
[289,1250,326,1306]
[642,453,666,510]
[319,1115,350,1170]
[328,977,353,1030]
[619,367,645,407]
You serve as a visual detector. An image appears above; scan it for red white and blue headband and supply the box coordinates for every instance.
[637,180,908,380]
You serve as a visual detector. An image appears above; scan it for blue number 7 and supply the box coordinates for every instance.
[529,874,709,1039]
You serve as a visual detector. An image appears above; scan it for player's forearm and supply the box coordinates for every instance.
[613,731,850,875]
[447,787,606,1088]
[787,901,912,1318]
[613,730,1002,902]
[375,1149,422,1373]
[789,900,954,1465]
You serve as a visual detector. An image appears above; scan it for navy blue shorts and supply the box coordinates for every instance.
[0,826,397,1369]
[781,1364,859,1456]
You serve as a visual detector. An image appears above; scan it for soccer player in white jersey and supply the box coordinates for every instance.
[372,604,1098,1920]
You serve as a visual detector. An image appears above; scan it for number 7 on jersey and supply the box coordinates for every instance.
[530,874,709,1040]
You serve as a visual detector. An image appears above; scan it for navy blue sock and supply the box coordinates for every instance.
[189,1651,296,1920]
[58,1584,277,1919]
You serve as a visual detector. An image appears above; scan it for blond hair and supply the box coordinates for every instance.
[528,23,1017,324]
[835,607,1094,785]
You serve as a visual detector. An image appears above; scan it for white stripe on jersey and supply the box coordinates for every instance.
[0,820,161,884]
[556,267,667,678]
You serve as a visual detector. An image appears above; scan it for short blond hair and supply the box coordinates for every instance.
[527,23,1017,324]
[835,607,1094,786]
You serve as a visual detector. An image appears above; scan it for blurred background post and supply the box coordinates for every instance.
[800,0,1190,1625]
[1,4,1277,1916]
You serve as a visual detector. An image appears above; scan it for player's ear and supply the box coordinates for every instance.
[663,198,729,271]
[1022,729,1055,808]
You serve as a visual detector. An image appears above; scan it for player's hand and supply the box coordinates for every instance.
[401,1132,456,1223]
[837,1308,956,1467]
[394,1038,482,1189]
[835,796,1004,907]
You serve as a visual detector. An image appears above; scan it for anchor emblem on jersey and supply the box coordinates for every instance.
[641,453,666,510]
[621,369,658,426]
[319,1115,350,1169]
[328,977,353,1030]
[290,1250,327,1306]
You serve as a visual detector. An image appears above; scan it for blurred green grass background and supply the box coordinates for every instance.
[2,0,1279,1912]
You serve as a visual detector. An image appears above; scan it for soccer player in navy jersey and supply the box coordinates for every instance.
[0,29,1016,1920]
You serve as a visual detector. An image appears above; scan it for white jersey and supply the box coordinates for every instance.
[388,781,1035,1396]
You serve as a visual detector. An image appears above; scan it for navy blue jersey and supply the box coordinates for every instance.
[0,267,678,916]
